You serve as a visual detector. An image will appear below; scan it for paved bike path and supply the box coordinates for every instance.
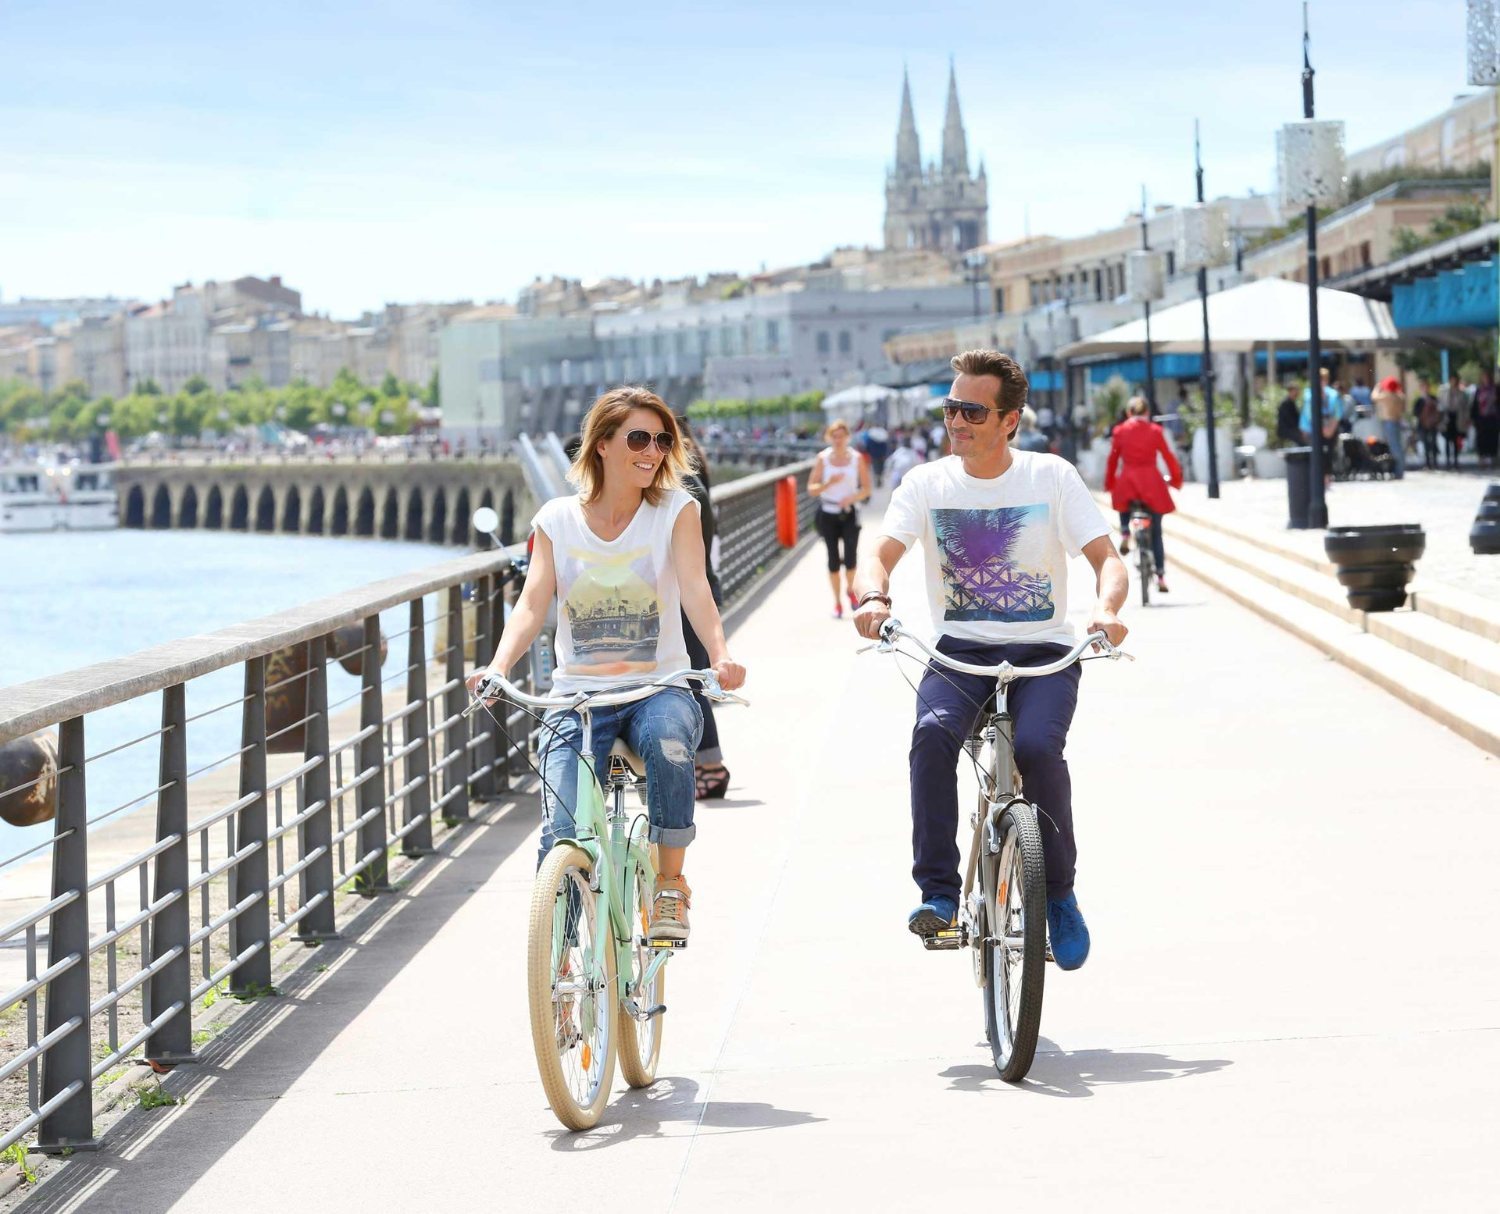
[23,496,1499,1212]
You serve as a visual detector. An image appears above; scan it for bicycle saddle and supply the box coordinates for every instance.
[609,738,647,779]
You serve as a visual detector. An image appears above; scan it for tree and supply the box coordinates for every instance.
[380,371,401,397]
[182,375,211,396]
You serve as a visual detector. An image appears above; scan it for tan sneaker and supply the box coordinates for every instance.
[649,876,692,943]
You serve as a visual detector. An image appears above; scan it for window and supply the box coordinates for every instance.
[816,331,831,355]
[1093,269,1102,300]
[1360,241,1372,269]
[1165,251,1176,277]
[837,330,852,354]
[765,320,780,352]
[993,287,1005,315]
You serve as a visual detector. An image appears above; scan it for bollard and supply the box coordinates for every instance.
[774,476,798,547]
[1283,447,1312,529]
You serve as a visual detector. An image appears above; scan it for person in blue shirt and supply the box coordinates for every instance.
[1301,368,1343,474]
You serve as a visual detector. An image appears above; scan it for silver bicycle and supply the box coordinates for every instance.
[866,621,1130,1081]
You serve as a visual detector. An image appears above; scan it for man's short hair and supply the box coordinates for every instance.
[950,349,1029,413]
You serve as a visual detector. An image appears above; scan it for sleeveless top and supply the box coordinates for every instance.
[532,489,696,694]
[818,449,858,513]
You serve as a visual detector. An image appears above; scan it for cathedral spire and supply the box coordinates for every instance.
[895,66,922,177]
[941,57,969,176]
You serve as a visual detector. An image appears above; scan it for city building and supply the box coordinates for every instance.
[884,64,988,254]
[59,313,128,398]
[0,295,134,329]
[1346,90,1494,179]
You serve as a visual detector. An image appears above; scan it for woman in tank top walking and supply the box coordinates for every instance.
[468,387,745,942]
[807,419,872,618]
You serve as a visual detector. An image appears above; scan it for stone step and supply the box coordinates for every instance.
[1170,499,1500,643]
[1365,608,1500,698]
[1158,533,1500,757]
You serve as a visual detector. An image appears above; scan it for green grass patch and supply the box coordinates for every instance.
[137,1085,179,1110]
[1,1142,36,1184]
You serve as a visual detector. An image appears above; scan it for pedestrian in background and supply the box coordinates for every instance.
[1015,405,1050,452]
[1439,372,1468,470]
[676,416,733,800]
[886,434,922,488]
[1474,368,1499,469]
[1371,376,1407,479]
[807,419,872,618]
[1413,379,1440,470]
[1275,381,1302,446]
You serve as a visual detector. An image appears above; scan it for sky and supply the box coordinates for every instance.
[0,0,1479,318]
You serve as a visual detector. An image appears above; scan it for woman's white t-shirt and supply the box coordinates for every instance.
[532,490,696,694]
[880,452,1110,647]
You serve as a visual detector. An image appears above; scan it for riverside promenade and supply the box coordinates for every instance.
[15,493,1500,1212]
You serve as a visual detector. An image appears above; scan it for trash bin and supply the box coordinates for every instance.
[1284,446,1312,529]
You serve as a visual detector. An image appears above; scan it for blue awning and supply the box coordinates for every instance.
[1086,353,1203,384]
[1392,261,1496,331]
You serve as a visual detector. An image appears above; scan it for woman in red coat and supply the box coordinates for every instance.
[1105,396,1183,593]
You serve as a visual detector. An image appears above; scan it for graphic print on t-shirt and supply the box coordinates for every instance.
[561,545,661,675]
[932,505,1056,623]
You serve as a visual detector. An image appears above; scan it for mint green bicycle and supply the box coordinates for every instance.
[468,669,745,1130]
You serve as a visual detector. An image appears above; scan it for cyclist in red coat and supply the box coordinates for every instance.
[1105,396,1182,593]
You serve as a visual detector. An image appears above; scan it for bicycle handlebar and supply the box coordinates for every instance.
[871,620,1131,678]
[464,667,747,718]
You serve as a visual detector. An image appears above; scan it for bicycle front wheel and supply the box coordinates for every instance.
[982,802,1047,1082]
[616,863,665,1088]
[528,844,617,1130]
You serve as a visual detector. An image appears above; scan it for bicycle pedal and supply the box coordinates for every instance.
[921,927,966,951]
[641,936,687,951]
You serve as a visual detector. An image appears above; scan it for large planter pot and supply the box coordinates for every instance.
[1324,525,1425,612]
[1189,427,1235,485]
[1473,485,1500,555]
[1252,448,1286,480]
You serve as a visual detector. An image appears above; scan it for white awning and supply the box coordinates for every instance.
[1057,276,1399,359]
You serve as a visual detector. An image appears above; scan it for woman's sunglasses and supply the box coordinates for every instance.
[624,429,675,454]
[942,398,1001,425]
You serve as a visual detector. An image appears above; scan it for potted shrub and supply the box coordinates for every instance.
[1324,524,1425,611]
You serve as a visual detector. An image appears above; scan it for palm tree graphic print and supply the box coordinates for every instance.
[933,505,1056,623]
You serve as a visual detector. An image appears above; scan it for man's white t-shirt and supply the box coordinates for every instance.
[880,452,1110,646]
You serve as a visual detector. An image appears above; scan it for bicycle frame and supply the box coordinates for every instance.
[551,706,670,1010]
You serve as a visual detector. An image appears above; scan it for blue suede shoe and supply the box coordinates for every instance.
[1046,893,1091,970]
[908,895,958,940]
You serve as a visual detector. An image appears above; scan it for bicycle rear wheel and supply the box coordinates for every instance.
[1138,536,1152,607]
[617,863,666,1088]
[528,844,617,1130]
[981,802,1047,1081]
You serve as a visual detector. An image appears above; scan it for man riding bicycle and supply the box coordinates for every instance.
[853,350,1128,970]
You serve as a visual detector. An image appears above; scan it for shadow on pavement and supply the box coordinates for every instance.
[548,1076,822,1152]
[700,797,766,811]
[941,1041,1232,1099]
[17,796,537,1214]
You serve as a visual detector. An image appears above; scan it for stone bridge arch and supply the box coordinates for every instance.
[254,484,277,532]
[379,487,400,540]
[124,485,146,528]
[354,487,376,537]
[229,485,250,531]
[281,484,303,533]
[451,487,471,546]
[403,486,425,542]
[427,487,448,545]
[307,485,326,535]
[204,485,224,529]
[178,483,200,528]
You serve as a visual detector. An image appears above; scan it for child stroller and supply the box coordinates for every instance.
[1338,429,1396,479]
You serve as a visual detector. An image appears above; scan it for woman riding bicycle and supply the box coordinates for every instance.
[468,386,745,942]
[1104,395,1181,595]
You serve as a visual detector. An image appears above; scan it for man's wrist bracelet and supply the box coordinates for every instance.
[857,591,892,608]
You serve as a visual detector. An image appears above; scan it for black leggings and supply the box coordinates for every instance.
[816,509,860,572]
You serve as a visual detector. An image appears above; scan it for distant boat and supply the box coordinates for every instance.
[0,462,118,532]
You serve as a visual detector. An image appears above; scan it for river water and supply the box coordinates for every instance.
[1,530,466,867]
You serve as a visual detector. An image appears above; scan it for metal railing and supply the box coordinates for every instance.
[0,458,814,1156]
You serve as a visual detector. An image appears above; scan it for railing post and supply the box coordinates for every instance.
[146,684,193,1064]
[488,571,510,793]
[442,585,471,823]
[296,635,338,941]
[38,716,96,1152]
[471,574,498,800]
[402,599,435,854]
[355,614,392,892]
[231,658,273,994]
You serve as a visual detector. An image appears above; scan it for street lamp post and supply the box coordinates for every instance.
[964,251,988,319]
[1278,3,1346,528]
[1467,1,1500,368]
[1125,194,1165,417]
[1178,121,1228,498]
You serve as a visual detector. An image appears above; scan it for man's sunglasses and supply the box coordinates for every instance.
[942,397,1005,425]
[624,429,675,454]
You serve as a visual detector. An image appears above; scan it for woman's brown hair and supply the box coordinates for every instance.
[570,386,691,506]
